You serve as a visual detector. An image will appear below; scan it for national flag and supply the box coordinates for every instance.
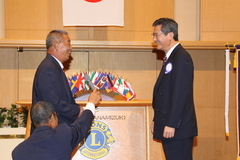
[112,77,125,95]
[95,72,109,90]
[82,72,90,90]
[69,71,136,101]
[62,0,124,26]
[107,73,115,87]
[90,71,99,85]
[123,81,136,101]
[69,74,79,94]
[76,72,85,91]
[93,72,104,85]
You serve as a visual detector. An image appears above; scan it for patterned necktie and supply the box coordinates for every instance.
[163,56,167,64]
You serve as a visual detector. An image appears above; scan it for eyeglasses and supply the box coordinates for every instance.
[151,32,164,38]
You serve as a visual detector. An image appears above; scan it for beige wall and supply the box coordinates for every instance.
[1,48,159,105]
[1,0,240,160]
[0,48,18,106]
[201,0,240,41]
[0,46,237,160]
[4,0,240,41]
[0,0,4,38]
[174,0,200,41]
[4,0,173,41]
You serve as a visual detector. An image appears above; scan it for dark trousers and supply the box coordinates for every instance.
[162,137,194,160]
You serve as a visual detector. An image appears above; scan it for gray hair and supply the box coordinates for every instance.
[152,18,178,41]
[46,30,68,50]
[31,101,55,126]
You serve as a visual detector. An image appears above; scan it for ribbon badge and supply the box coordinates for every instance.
[165,62,172,74]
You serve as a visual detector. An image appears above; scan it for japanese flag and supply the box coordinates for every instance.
[62,0,124,26]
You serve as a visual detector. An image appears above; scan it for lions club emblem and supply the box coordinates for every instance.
[79,120,116,160]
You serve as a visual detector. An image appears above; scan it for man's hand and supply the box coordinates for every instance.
[88,88,102,106]
[150,121,154,134]
[163,126,175,138]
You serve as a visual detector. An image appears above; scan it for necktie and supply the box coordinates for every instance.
[163,56,167,64]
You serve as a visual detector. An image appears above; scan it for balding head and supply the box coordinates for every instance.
[31,101,56,127]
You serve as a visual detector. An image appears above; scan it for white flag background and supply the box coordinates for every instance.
[62,0,124,26]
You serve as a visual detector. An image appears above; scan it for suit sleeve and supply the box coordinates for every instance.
[36,66,79,122]
[70,110,94,149]
[166,53,194,129]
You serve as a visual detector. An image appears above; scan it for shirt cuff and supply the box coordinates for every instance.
[83,102,95,116]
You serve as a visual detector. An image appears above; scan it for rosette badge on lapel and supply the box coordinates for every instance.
[165,62,172,74]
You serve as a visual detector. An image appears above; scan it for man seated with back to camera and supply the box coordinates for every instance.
[12,88,101,160]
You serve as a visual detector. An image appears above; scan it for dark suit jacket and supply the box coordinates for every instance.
[32,54,80,125]
[12,110,94,160]
[152,44,197,140]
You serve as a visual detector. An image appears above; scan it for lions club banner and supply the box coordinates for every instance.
[62,0,124,26]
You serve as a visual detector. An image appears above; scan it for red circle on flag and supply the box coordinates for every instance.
[85,0,102,3]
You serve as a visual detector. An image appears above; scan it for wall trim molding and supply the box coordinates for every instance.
[0,39,233,50]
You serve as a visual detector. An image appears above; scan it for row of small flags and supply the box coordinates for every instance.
[68,71,136,101]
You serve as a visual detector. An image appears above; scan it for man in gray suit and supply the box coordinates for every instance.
[150,18,198,160]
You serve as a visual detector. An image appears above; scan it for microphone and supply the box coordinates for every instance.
[84,74,95,90]
[84,74,100,111]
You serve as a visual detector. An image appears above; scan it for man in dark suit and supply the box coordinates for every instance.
[12,98,101,160]
[32,30,87,127]
[150,18,198,160]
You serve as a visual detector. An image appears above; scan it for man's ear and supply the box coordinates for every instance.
[49,113,58,129]
[168,32,174,39]
[53,41,59,51]
[48,114,55,127]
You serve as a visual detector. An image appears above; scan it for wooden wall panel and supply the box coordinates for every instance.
[0,0,4,38]
[190,49,237,160]
[0,48,18,107]
[174,0,200,41]
[201,0,240,41]
[4,0,174,41]
[16,50,159,101]
[18,51,46,100]
[6,0,240,42]
[87,51,159,99]
[0,46,238,159]
[17,50,89,100]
